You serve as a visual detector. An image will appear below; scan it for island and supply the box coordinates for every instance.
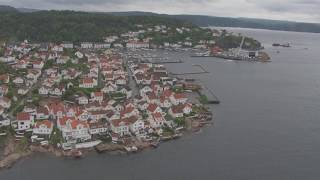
[0,10,266,169]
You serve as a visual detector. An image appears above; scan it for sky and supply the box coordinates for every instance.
[1,0,319,23]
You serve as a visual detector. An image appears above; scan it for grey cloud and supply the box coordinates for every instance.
[0,0,319,22]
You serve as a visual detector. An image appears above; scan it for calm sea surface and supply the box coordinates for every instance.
[1,28,320,180]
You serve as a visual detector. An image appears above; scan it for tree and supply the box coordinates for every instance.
[49,127,64,146]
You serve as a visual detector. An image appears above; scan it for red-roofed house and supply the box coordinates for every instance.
[146,92,158,104]
[0,74,9,84]
[33,120,53,136]
[170,93,188,105]
[110,119,130,136]
[147,103,162,115]
[58,117,91,141]
[78,95,89,105]
[168,104,192,118]
[149,112,166,128]
[46,102,65,119]
[120,106,139,119]
[183,103,193,114]
[79,78,97,88]
[159,95,172,108]
[35,107,49,120]
[91,91,104,102]
[17,112,34,131]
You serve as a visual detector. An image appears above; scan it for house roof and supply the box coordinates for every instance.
[147,103,159,112]
[93,91,103,97]
[35,120,53,129]
[0,74,9,81]
[152,112,165,122]
[173,93,187,100]
[111,116,139,127]
[147,92,157,100]
[120,106,135,117]
[17,112,31,121]
[82,77,94,84]
[170,104,184,114]
[163,89,172,98]
[58,116,77,126]
[47,102,65,114]
[71,120,89,129]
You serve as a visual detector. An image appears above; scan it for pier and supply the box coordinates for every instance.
[198,84,220,104]
[152,59,184,64]
[170,64,209,75]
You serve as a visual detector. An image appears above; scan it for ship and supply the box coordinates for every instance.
[272,43,291,47]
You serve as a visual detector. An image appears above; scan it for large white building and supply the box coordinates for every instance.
[81,42,93,49]
[126,41,149,49]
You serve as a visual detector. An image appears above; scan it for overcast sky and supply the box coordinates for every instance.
[1,0,319,23]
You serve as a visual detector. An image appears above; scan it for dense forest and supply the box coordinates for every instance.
[0,8,262,50]
[0,10,194,42]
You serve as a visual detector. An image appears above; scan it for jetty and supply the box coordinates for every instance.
[198,85,220,104]
[170,64,209,75]
[152,59,183,64]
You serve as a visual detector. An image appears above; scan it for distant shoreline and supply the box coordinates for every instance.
[207,26,320,34]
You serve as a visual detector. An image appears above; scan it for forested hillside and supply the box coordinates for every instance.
[0,10,193,42]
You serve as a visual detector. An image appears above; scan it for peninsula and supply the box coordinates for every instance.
[0,10,265,169]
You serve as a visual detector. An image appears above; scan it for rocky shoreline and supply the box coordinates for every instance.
[0,140,155,169]
[0,125,208,170]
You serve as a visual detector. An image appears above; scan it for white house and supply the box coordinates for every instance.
[81,42,93,49]
[39,86,50,95]
[149,112,166,128]
[61,42,74,49]
[16,112,34,131]
[31,60,44,69]
[115,76,126,85]
[94,43,111,49]
[78,95,89,105]
[102,82,117,94]
[75,51,84,59]
[0,97,11,109]
[58,117,91,141]
[49,86,65,96]
[91,92,104,103]
[169,104,185,118]
[126,41,149,49]
[79,78,97,88]
[89,122,108,135]
[110,119,130,136]
[170,93,188,105]
[128,117,145,134]
[13,77,24,85]
[159,96,172,108]
[33,120,53,136]
[18,88,29,95]
[52,45,64,52]
[35,107,49,120]
[0,116,10,127]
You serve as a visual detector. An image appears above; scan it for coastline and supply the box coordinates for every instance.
[0,118,213,170]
